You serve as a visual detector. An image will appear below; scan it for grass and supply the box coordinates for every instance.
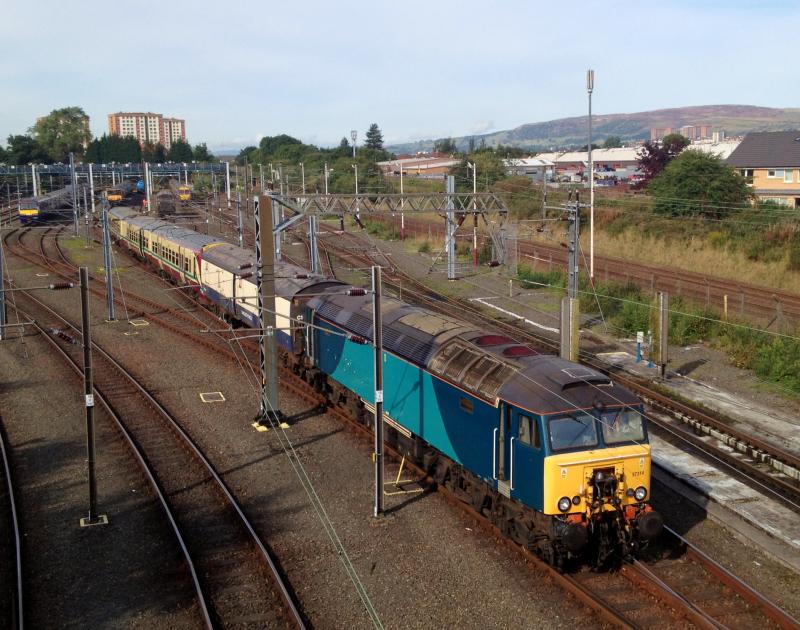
[517,261,800,394]
[524,220,800,295]
[60,236,96,265]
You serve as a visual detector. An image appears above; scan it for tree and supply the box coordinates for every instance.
[5,134,50,164]
[85,134,142,163]
[31,106,91,162]
[258,134,302,158]
[433,137,457,154]
[636,133,690,187]
[142,141,167,163]
[603,136,622,149]
[193,143,215,162]
[236,146,258,165]
[167,139,194,162]
[453,150,507,191]
[648,150,751,219]
[468,137,476,153]
[0,144,6,163]
[365,123,384,150]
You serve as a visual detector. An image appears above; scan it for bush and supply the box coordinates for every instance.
[363,217,399,240]
[714,324,800,394]
[518,264,565,289]
[417,241,432,254]
[668,299,719,345]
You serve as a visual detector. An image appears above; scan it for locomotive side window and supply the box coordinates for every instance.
[518,414,540,448]
[459,397,474,414]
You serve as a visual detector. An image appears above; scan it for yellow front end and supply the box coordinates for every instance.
[542,444,651,517]
[19,208,39,217]
[107,194,123,202]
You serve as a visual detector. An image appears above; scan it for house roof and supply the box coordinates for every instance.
[504,157,555,167]
[726,131,800,168]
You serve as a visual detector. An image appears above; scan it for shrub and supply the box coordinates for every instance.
[417,241,432,254]
[518,264,566,289]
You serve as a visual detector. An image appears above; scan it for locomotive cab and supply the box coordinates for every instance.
[498,384,662,566]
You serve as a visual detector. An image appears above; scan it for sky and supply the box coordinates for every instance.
[3,0,799,152]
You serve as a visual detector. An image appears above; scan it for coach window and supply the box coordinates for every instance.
[518,414,540,448]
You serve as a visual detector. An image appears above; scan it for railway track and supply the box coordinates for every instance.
[2,225,305,628]
[300,231,799,629]
[394,214,800,327]
[7,286,305,629]
[0,414,23,630]
[310,225,800,511]
[7,214,797,627]
[273,322,799,629]
[4,226,246,357]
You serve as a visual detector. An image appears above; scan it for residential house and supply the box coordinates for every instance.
[727,131,800,208]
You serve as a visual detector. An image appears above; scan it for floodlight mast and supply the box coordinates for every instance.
[587,68,595,279]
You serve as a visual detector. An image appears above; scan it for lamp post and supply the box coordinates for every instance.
[351,129,357,159]
[399,162,405,240]
[587,68,595,280]
[299,162,306,195]
[352,163,359,220]
[467,162,478,266]
[324,162,330,195]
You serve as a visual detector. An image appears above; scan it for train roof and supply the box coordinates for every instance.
[153,224,219,251]
[20,185,73,205]
[108,206,140,220]
[308,289,639,412]
[202,242,344,297]
[116,209,219,252]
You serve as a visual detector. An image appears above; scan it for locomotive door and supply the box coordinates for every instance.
[511,409,541,507]
[496,404,513,498]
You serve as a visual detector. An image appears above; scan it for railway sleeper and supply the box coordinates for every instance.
[677,412,799,481]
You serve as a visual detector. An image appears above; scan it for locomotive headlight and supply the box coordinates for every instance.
[634,486,648,501]
[557,497,572,513]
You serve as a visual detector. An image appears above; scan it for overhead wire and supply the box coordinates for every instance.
[106,214,384,628]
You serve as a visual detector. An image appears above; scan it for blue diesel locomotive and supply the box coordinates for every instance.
[109,206,663,567]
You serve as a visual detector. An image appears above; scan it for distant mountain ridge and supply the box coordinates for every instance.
[387,105,800,154]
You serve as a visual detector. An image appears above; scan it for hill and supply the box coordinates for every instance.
[387,105,800,154]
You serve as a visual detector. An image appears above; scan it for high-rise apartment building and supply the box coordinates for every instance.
[107,112,187,149]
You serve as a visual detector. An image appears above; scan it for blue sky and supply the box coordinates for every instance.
[3,0,798,151]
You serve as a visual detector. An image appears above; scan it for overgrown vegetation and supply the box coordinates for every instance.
[648,150,752,218]
[518,264,800,394]
[363,216,400,240]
